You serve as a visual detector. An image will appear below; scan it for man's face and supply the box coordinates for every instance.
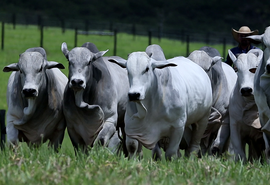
[238,34,251,47]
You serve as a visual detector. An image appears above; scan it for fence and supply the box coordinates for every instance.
[0,12,238,58]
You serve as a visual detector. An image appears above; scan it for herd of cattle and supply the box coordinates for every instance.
[3,26,270,163]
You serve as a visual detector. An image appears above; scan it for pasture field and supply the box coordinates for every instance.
[2,24,269,185]
[1,143,270,185]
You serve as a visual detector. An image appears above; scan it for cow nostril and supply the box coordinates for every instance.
[128,93,140,101]
[23,88,37,97]
[241,87,252,96]
[267,64,270,73]
[71,79,84,86]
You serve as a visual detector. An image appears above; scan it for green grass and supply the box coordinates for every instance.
[1,143,270,185]
[2,24,267,185]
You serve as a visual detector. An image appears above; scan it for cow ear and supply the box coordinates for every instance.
[152,61,177,69]
[61,42,69,60]
[206,56,222,71]
[108,58,127,68]
[249,68,257,73]
[92,50,108,61]
[3,63,19,72]
[46,61,65,69]
[210,56,222,67]
[212,56,222,64]
[249,49,264,62]
[147,52,153,58]
[228,50,237,63]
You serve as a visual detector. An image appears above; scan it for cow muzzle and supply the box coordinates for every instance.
[22,88,38,98]
[240,87,253,96]
[128,92,141,101]
[70,79,85,90]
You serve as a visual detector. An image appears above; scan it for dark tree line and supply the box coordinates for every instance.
[1,0,270,34]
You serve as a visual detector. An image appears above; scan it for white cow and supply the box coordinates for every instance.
[248,26,270,161]
[188,48,237,156]
[109,52,212,159]
[126,44,168,159]
[3,47,67,150]
[228,49,264,162]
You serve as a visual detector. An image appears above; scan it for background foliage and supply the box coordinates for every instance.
[1,0,270,34]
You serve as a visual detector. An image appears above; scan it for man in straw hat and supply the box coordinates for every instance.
[225,26,260,68]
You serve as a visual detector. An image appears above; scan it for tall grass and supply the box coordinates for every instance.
[2,24,267,185]
[0,143,270,185]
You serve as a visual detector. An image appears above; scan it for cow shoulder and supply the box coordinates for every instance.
[46,68,67,111]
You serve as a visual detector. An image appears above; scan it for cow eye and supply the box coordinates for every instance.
[144,67,149,73]
[38,66,43,72]
[87,60,91,66]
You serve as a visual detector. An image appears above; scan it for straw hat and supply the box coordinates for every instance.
[232,26,259,43]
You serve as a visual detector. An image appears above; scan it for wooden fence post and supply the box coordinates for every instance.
[158,24,162,42]
[205,32,209,45]
[186,35,190,57]
[0,110,6,150]
[85,20,89,32]
[61,19,65,34]
[223,38,226,60]
[132,24,136,40]
[12,13,16,29]
[74,27,78,48]
[148,30,152,46]
[1,22,4,50]
[40,23,43,47]
[38,15,42,30]
[114,29,117,56]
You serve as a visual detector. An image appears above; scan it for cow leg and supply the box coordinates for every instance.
[6,122,19,147]
[48,120,66,152]
[248,136,264,163]
[152,143,162,161]
[165,126,184,160]
[67,129,88,154]
[95,121,116,146]
[263,133,270,163]
[230,120,246,162]
[120,126,129,157]
[211,116,230,156]
[186,116,208,157]
[259,114,270,163]
[107,131,121,154]
[126,136,143,159]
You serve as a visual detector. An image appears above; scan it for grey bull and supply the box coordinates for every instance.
[109,52,212,160]
[61,42,129,153]
[188,46,237,156]
[3,47,67,150]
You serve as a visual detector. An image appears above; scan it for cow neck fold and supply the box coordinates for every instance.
[18,72,48,125]
[210,61,228,108]
[85,58,111,103]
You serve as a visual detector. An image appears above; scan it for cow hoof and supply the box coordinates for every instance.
[97,138,105,146]
[211,147,220,156]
